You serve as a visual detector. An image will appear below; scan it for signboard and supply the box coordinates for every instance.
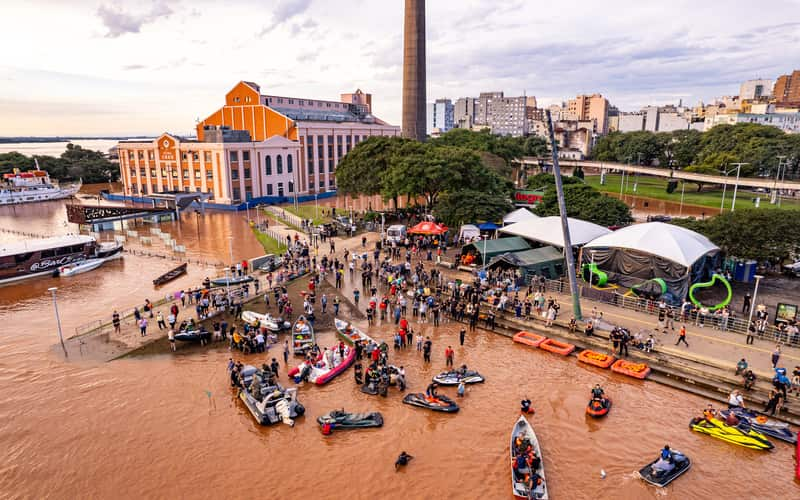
[513,189,544,206]
[775,302,798,325]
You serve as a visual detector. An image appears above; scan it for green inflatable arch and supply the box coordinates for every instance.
[630,278,667,298]
[688,273,732,311]
[581,263,608,287]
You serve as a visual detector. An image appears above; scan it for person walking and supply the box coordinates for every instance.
[771,346,782,368]
[138,317,148,337]
[156,311,166,330]
[742,292,751,314]
[321,294,328,314]
[168,328,176,351]
[333,296,340,316]
[445,346,454,367]
[112,311,121,334]
[675,325,689,347]
[746,320,756,345]
[423,337,432,363]
[459,328,466,346]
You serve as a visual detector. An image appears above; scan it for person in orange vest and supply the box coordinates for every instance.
[675,325,689,347]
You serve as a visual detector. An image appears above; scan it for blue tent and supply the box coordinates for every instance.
[477,222,500,230]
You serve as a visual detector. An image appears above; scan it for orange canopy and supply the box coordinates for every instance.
[408,221,449,235]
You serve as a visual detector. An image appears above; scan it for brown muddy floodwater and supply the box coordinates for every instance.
[0,193,797,499]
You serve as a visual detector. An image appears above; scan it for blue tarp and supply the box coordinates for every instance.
[477,222,500,230]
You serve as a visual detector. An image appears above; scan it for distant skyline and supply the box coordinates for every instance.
[2,0,800,136]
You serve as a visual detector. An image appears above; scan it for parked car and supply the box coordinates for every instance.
[783,261,800,277]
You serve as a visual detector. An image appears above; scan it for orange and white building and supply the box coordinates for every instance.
[117,81,400,205]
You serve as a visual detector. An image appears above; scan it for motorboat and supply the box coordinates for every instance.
[291,315,314,354]
[58,258,104,277]
[153,263,187,286]
[288,344,355,385]
[237,365,304,426]
[334,318,375,346]
[586,398,612,418]
[720,408,797,444]
[511,415,548,499]
[210,275,254,287]
[241,310,290,332]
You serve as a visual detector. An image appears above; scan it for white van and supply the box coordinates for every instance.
[386,224,407,244]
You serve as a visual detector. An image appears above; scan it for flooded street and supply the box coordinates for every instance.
[0,194,796,499]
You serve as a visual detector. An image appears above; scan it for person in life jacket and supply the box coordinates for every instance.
[702,403,717,422]
[521,399,534,414]
[321,418,335,435]
[425,382,439,399]
[591,384,605,401]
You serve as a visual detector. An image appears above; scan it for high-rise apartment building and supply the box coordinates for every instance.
[774,70,800,106]
[426,98,454,135]
[452,91,529,136]
[739,79,772,101]
[454,97,476,129]
[566,94,609,134]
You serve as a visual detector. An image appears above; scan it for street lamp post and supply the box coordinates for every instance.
[729,163,746,212]
[48,287,68,358]
[719,163,747,213]
[773,156,786,205]
[746,274,764,331]
[679,181,685,217]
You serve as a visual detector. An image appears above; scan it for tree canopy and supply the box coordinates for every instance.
[0,144,119,183]
[671,209,800,263]
[527,173,633,226]
[591,123,800,177]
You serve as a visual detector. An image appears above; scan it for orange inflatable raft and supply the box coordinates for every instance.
[512,331,547,348]
[577,350,616,369]
[538,338,576,356]
[611,359,651,379]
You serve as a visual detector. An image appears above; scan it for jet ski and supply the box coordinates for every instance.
[432,369,485,386]
[689,417,774,450]
[317,410,384,429]
[237,365,304,426]
[586,398,612,418]
[173,328,210,342]
[720,408,797,444]
[638,450,691,487]
[402,393,459,413]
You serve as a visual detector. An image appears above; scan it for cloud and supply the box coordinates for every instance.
[259,0,313,36]
[122,64,147,71]
[290,17,318,36]
[97,1,174,38]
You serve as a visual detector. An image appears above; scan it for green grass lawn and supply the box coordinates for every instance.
[252,228,287,255]
[584,174,800,212]
[284,204,332,225]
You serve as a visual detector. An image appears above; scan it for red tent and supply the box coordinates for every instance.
[408,221,449,235]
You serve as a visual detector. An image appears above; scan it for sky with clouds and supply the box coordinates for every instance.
[2,0,800,136]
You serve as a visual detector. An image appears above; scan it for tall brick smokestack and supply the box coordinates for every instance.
[402,0,426,141]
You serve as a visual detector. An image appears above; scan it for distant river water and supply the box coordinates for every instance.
[0,188,796,498]
[0,139,135,157]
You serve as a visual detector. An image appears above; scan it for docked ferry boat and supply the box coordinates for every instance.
[0,169,81,205]
[0,235,123,284]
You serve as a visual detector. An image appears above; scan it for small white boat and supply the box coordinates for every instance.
[58,258,104,277]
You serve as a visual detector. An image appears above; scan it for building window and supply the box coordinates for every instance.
[317,135,324,148]
[137,151,144,160]
[346,136,351,146]
[265,156,272,175]
[318,162,324,174]
[244,168,250,179]
[337,145,342,158]
[130,167,136,176]
[161,168,167,177]
[232,187,240,200]
[318,144,324,163]
[328,144,333,160]
[277,182,284,196]
[229,151,238,163]
[183,170,189,179]
[182,153,188,160]
[288,99,294,104]
[242,151,250,162]
[128,151,135,160]
[307,159,313,174]
[328,159,334,172]
[267,184,273,195]
[309,181,314,189]
[206,170,213,179]
[287,155,293,173]
[204,151,212,162]
[152,184,157,193]
[288,181,294,193]
[193,152,199,161]
[234,97,240,103]
[245,189,252,200]
[148,151,155,161]
[329,177,335,187]
[276,155,283,174]
[277,98,283,104]
[232,169,239,180]
[172,169,178,179]
[308,136,313,146]
[184,186,190,193]
[131,183,138,193]
[150,169,156,177]
[337,135,343,145]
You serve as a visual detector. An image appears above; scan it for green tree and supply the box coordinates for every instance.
[534,183,632,226]
[671,209,800,262]
[0,145,118,183]
[526,172,583,190]
[335,136,409,201]
[434,189,513,228]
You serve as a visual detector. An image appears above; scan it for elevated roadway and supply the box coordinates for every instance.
[517,157,800,191]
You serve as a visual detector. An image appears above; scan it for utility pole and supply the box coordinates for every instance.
[729,163,747,212]
[545,109,582,320]
[773,156,786,204]
[48,287,68,358]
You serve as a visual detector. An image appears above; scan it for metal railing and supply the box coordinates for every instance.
[484,275,797,346]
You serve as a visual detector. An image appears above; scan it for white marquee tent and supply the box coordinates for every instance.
[502,208,538,225]
[499,216,611,248]
[583,222,719,268]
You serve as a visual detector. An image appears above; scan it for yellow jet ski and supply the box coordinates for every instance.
[689,417,773,450]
